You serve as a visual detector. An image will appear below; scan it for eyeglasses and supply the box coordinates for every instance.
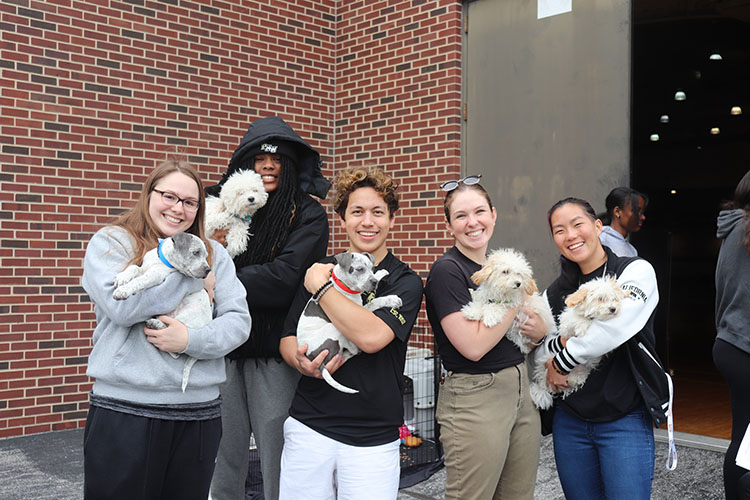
[440,174,482,192]
[153,189,200,212]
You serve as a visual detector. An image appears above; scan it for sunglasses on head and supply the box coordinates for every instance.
[440,174,482,192]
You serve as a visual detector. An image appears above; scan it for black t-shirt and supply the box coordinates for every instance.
[425,246,523,374]
[282,251,424,446]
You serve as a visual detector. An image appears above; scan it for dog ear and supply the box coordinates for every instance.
[334,252,352,267]
[171,232,190,252]
[525,278,538,295]
[471,265,492,285]
[362,252,375,265]
[619,286,631,300]
[565,286,588,307]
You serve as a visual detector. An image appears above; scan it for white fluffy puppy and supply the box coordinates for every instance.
[529,276,630,409]
[461,248,556,354]
[204,169,268,257]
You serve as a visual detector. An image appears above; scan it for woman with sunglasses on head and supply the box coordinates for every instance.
[81,159,251,500]
[544,197,672,500]
[424,175,547,500]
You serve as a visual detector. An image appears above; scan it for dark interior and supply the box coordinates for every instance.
[632,1,750,436]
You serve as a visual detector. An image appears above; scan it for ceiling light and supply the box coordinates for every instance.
[650,133,660,142]
[711,127,720,135]
[731,106,742,115]
[709,53,723,61]
[670,189,677,195]
[660,115,670,123]
[674,91,686,101]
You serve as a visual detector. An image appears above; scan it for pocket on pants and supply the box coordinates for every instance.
[447,372,494,394]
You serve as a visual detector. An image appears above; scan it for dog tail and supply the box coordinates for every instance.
[321,368,359,394]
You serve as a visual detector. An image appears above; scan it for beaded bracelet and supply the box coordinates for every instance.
[312,280,333,303]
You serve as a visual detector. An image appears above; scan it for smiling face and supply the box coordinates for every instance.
[550,202,606,274]
[339,186,395,263]
[148,171,200,238]
[253,153,283,193]
[445,188,497,261]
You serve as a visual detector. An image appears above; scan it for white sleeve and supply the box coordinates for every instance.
[555,259,659,371]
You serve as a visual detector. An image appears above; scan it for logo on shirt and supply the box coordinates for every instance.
[363,291,406,325]
[622,284,647,302]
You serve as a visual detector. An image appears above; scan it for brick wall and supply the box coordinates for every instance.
[0,0,462,437]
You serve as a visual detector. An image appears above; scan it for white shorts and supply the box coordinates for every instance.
[279,416,400,500]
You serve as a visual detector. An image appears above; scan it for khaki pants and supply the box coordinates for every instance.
[436,362,541,500]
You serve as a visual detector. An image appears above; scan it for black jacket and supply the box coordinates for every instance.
[546,247,671,427]
[206,117,330,359]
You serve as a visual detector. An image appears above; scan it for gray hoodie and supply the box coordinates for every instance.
[82,227,251,405]
[715,209,750,354]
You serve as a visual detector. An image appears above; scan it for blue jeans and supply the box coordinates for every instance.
[552,405,654,500]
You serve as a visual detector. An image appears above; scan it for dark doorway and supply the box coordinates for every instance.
[632,1,750,438]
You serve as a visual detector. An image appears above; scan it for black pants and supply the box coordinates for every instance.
[713,338,750,500]
[83,406,222,500]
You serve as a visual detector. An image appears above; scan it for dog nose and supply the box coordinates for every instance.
[514,281,521,288]
[609,307,616,314]
[248,196,255,203]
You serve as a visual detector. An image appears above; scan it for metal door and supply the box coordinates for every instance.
[463,0,632,285]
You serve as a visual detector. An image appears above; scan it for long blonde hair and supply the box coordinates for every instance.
[112,159,213,267]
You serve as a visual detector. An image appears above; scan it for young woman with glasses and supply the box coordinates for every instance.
[81,159,251,499]
[424,175,547,500]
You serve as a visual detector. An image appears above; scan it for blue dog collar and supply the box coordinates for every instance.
[157,239,175,269]
[234,214,252,224]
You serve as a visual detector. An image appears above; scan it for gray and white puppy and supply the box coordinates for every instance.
[112,232,212,392]
[297,252,402,394]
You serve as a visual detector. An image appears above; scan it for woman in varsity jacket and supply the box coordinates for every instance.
[544,197,670,500]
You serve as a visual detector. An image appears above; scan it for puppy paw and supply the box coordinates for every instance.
[145,318,167,329]
[112,286,132,300]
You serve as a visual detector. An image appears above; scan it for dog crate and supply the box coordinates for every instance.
[399,346,444,488]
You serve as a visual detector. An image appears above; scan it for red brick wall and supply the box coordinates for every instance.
[333,0,463,347]
[0,0,461,437]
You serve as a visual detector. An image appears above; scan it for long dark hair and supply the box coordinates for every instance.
[722,169,750,253]
[233,154,303,269]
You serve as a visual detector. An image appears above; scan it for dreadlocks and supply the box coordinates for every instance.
[233,154,303,269]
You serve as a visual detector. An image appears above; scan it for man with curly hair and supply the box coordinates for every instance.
[279,166,424,499]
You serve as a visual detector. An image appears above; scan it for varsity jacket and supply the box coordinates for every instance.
[545,246,670,427]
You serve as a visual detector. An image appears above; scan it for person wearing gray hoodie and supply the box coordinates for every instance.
[81,160,251,500]
[713,169,750,500]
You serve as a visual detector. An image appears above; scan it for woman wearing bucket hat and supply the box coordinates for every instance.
[208,116,331,500]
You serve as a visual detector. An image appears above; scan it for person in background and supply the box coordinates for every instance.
[81,160,251,500]
[279,166,423,500]
[424,175,546,500]
[544,197,670,500]
[208,116,330,500]
[598,187,648,257]
[713,169,750,500]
